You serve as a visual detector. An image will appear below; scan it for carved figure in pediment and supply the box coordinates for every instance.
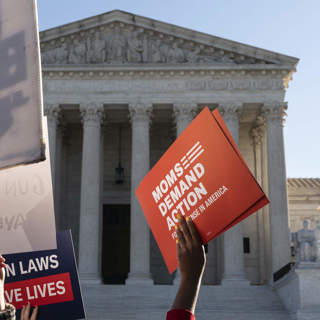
[220,55,234,63]
[185,47,201,63]
[55,43,68,64]
[142,35,149,62]
[108,26,126,63]
[87,31,106,63]
[69,39,86,64]
[167,43,185,63]
[186,47,218,63]
[198,54,218,63]
[127,31,143,63]
[42,46,59,64]
[41,50,51,64]
[159,42,170,63]
[149,39,162,63]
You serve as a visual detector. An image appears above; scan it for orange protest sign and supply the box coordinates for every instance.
[136,106,269,274]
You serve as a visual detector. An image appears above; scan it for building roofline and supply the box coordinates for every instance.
[40,9,299,67]
[287,178,320,188]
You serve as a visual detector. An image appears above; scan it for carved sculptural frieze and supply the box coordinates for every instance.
[167,42,185,63]
[107,25,127,63]
[55,43,69,64]
[87,31,106,63]
[149,39,162,63]
[40,23,268,65]
[69,39,86,64]
[126,30,144,63]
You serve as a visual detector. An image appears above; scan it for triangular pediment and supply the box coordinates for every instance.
[40,10,298,67]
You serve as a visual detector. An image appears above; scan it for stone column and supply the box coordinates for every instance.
[173,103,197,137]
[173,103,197,285]
[250,116,267,284]
[54,123,66,230]
[173,103,197,136]
[78,102,104,283]
[44,103,60,188]
[100,123,106,228]
[219,103,249,286]
[263,102,291,281]
[126,103,153,285]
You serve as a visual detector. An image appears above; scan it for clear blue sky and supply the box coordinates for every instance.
[37,0,319,178]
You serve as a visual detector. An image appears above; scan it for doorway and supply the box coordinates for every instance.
[102,204,130,284]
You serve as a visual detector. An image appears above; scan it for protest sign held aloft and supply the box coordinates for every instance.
[0,119,56,255]
[0,0,45,170]
[4,231,85,320]
[136,107,269,273]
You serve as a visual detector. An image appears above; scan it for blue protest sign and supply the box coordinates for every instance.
[4,230,85,319]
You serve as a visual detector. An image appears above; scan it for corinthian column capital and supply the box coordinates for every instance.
[262,102,287,125]
[173,103,198,124]
[44,103,61,126]
[128,103,153,124]
[218,103,243,122]
[80,102,104,126]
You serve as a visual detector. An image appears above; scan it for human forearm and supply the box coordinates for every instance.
[172,278,202,314]
[0,256,16,319]
[169,216,206,318]
[0,257,6,311]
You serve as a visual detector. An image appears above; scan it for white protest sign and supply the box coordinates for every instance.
[0,0,45,169]
[0,117,57,254]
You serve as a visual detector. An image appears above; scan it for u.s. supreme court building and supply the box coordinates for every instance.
[41,10,303,319]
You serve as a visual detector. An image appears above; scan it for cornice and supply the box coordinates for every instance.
[288,178,320,189]
[42,64,292,88]
[42,63,294,72]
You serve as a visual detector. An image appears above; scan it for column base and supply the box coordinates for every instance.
[80,273,102,285]
[126,272,153,285]
[221,275,250,287]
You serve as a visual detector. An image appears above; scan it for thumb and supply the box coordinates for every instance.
[0,268,5,282]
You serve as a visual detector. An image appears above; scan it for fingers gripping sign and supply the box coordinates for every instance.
[179,215,193,249]
[0,256,5,269]
[0,256,6,279]
[21,302,38,320]
[187,217,203,245]
[0,255,39,319]
[175,216,206,282]
[0,255,6,311]
[175,225,186,252]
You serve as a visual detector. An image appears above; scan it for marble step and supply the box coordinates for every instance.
[81,284,291,320]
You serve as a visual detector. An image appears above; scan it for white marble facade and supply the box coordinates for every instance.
[287,178,320,232]
[41,10,299,286]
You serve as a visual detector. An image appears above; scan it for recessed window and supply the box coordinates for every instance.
[243,237,250,254]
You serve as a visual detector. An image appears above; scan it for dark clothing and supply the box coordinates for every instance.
[0,304,15,320]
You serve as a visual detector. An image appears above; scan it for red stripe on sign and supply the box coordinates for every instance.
[4,273,74,309]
